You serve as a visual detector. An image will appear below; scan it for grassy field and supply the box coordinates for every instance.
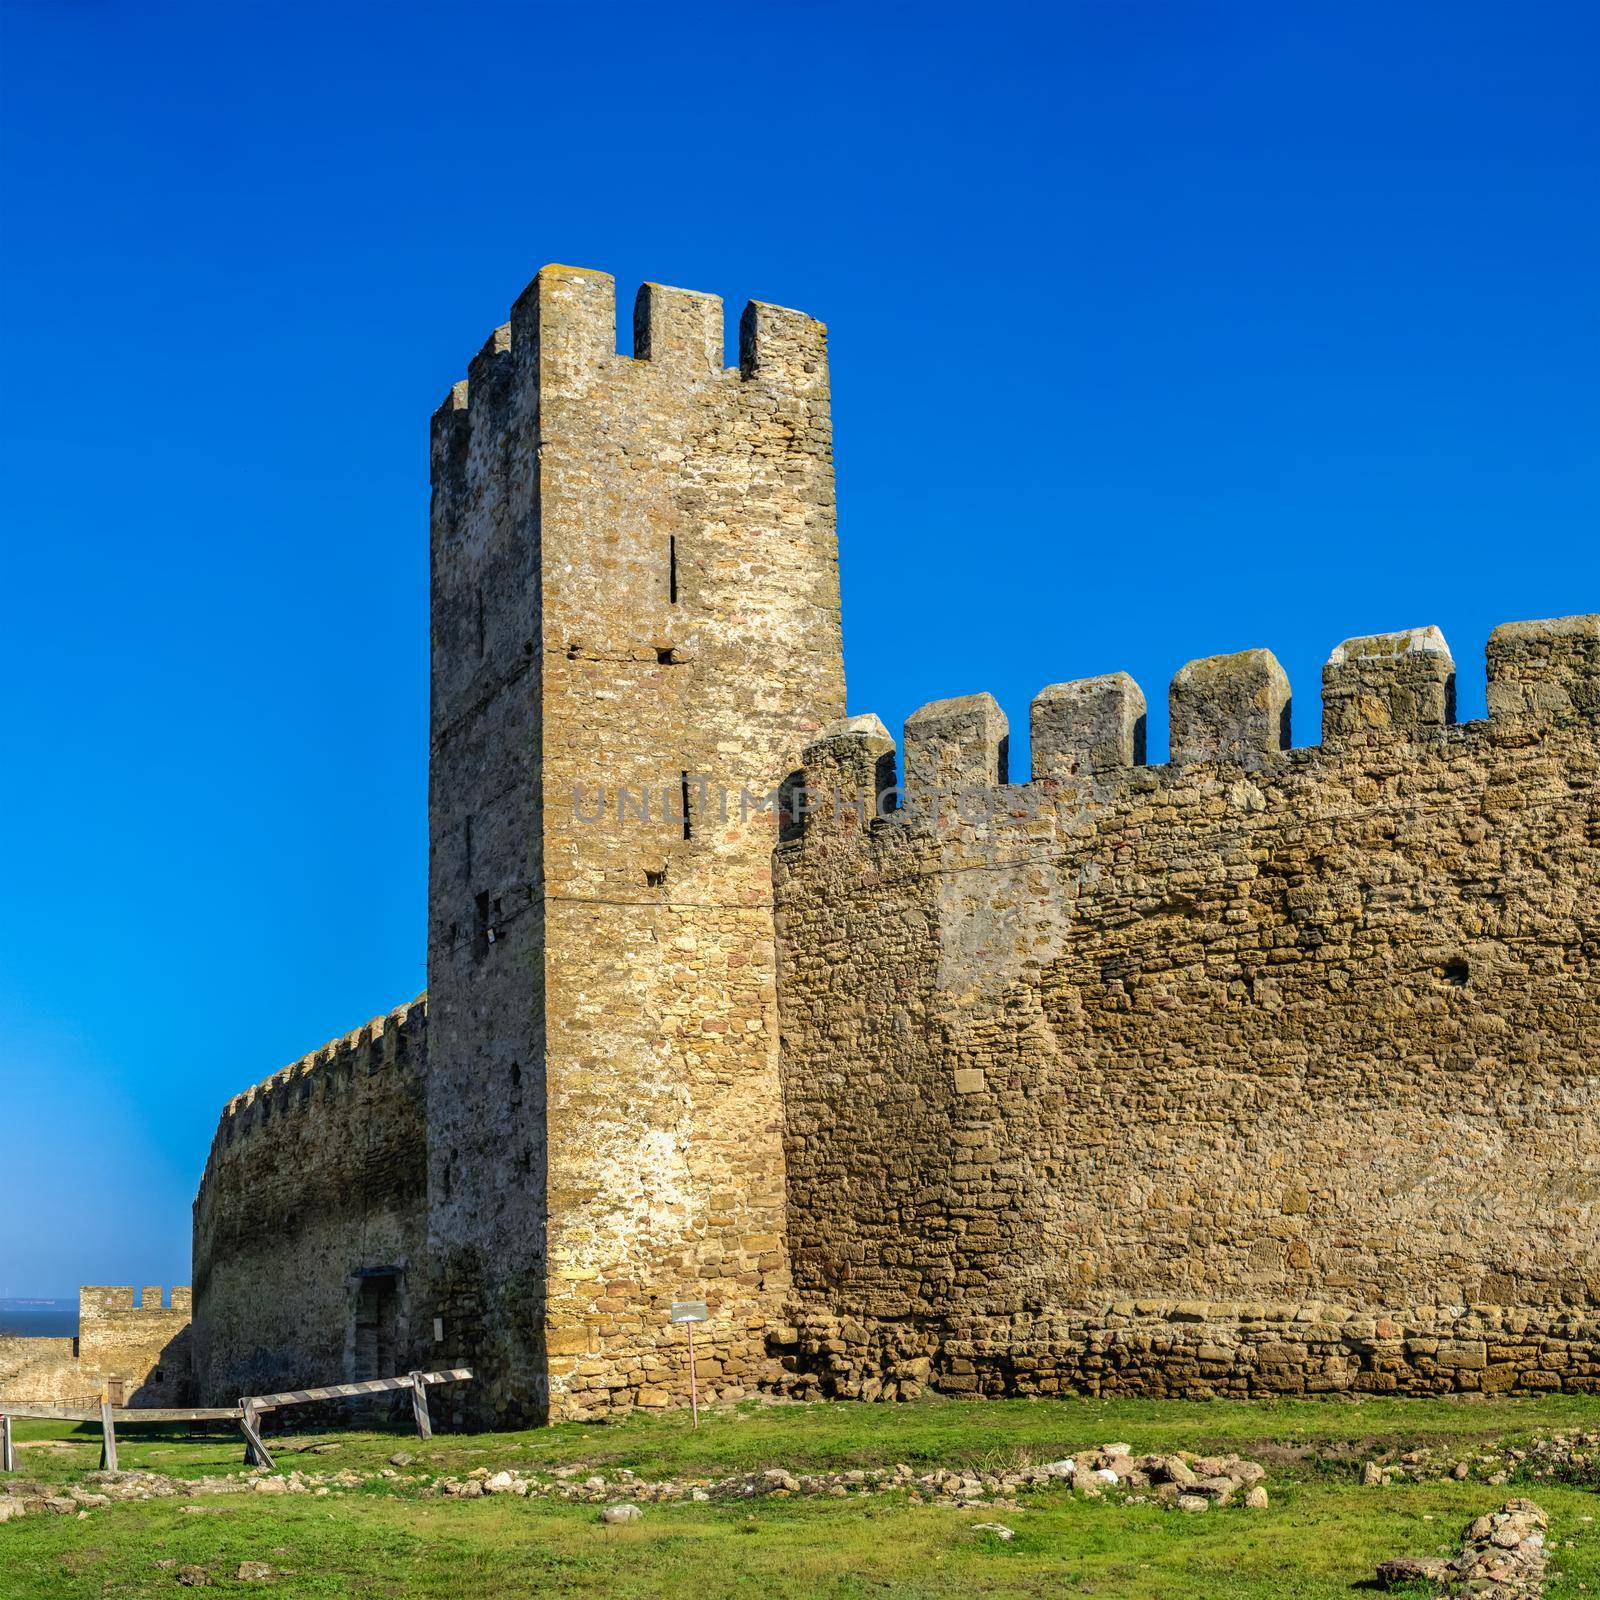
[4,1393,1600,1598]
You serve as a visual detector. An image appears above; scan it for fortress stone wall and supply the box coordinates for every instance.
[776,620,1600,1399]
[0,1336,80,1405]
[189,262,1599,1421]
[191,998,428,1400]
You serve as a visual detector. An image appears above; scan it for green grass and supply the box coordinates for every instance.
[5,1394,1600,1598]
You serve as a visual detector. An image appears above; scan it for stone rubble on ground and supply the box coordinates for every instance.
[429,1444,1274,1516]
[0,1441,1272,1524]
[8,1430,1595,1537]
[1352,1431,1600,1492]
[1376,1499,1548,1598]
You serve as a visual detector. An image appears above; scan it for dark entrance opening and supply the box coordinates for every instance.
[352,1270,401,1381]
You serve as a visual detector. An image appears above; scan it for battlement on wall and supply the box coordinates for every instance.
[431,263,827,436]
[790,615,1599,836]
[199,995,427,1180]
[80,1285,192,1319]
[777,599,1599,1399]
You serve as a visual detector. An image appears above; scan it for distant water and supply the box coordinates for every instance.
[0,1299,76,1338]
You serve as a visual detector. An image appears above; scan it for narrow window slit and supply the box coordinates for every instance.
[680,772,692,841]
[668,536,679,604]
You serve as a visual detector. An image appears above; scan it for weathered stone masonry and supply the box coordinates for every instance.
[425,268,843,1424]
[191,998,428,1400]
[776,619,1600,1398]
[189,261,1598,1419]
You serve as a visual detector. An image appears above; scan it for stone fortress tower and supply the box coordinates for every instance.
[425,267,844,1423]
[191,263,1600,1422]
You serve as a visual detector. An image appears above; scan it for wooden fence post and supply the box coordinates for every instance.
[238,1399,275,1471]
[409,1372,432,1442]
[1,1412,14,1474]
[98,1390,118,1473]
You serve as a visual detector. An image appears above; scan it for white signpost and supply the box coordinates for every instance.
[670,1300,709,1428]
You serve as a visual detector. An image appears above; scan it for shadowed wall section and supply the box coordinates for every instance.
[191,998,430,1400]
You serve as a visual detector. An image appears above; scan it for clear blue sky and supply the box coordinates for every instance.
[1,1,1595,1297]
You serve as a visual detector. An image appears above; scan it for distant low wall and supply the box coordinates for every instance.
[0,1336,82,1404]
[191,997,431,1403]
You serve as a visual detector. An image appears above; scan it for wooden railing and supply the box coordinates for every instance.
[0,1369,473,1472]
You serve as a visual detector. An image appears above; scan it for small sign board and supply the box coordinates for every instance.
[671,1300,709,1324]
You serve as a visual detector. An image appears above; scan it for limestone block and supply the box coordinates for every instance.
[1487,614,1600,727]
[512,264,616,387]
[904,693,1009,800]
[1169,649,1290,767]
[1031,673,1147,779]
[634,283,723,375]
[799,715,898,830]
[739,300,828,394]
[1322,627,1455,747]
